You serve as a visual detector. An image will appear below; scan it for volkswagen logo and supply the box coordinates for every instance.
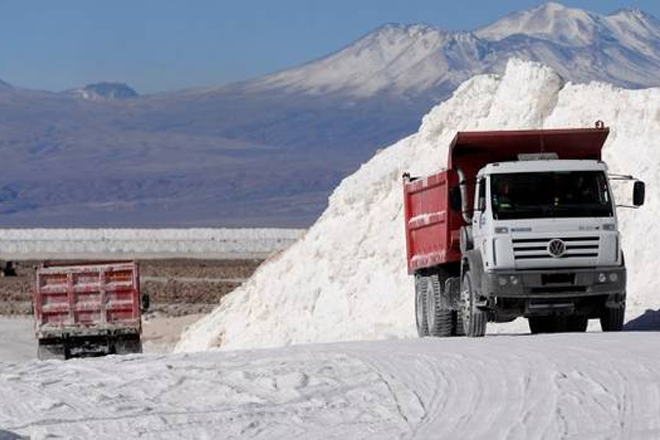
[547,239,566,258]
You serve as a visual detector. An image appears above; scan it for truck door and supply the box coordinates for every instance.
[472,177,488,259]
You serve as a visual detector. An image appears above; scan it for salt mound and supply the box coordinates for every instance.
[176,59,660,352]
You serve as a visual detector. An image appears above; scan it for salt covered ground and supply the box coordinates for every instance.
[177,59,660,352]
[2,333,660,439]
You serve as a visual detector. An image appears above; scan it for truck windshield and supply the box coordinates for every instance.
[491,171,613,220]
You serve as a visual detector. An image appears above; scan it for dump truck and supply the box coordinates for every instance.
[403,123,645,337]
[33,261,149,360]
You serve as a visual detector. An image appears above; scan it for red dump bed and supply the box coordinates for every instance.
[403,126,610,274]
[33,261,142,337]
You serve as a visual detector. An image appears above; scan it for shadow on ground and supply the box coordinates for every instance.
[624,309,660,331]
[0,430,27,440]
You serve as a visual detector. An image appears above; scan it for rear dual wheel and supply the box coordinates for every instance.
[426,274,453,337]
[415,275,429,337]
[114,336,143,355]
[416,272,461,338]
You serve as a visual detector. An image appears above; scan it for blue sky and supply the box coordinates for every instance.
[0,0,657,93]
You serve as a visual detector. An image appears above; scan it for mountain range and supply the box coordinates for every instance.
[1,2,660,227]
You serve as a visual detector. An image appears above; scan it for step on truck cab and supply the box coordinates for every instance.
[33,261,149,359]
[403,124,645,337]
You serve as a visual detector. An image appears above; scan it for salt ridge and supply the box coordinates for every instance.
[177,59,660,352]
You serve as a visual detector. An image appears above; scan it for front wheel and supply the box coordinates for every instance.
[600,306,625,332]
[460,271,487,337]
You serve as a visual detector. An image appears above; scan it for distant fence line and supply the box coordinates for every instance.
[0,228,305,259]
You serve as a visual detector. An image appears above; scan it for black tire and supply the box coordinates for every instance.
[426,274,453,337]
[114,336,143,355]
[452,311,465,336]
[600,306,625,332]
[460,271,487,337]
[415,275,429,337]
[37,340,67,361]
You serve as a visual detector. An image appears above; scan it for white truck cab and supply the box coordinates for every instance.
[463,157,640,334]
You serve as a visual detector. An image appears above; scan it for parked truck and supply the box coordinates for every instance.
[403,124,645,337]
[33,261,149,360]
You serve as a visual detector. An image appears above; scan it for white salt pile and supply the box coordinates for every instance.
[177,59,660,352]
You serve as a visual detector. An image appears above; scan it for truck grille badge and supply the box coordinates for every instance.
[547,239,567,258]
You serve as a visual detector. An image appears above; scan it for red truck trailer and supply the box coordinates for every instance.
[33,261,148,360]
[403,124,645,337]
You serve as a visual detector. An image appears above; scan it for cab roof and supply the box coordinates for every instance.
[480,159,608,176]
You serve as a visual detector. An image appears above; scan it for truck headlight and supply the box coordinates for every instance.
[598,273,607,283]
[498,276,508,286]
[609,272,619,283]
[509,275,519,286]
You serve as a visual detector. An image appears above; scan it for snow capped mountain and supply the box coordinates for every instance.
[251,24,456,97]
[247,2,660,99]
[477,2,660,55]
[477,2,607,45]
[248,23,487,99]
[68,82,138,101]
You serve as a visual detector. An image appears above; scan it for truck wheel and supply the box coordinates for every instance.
[426,274,453,337]
[37,340,66,361]
[460,271,487,337]
[115,336,143,355]
[415,275,429,337]
[452,311,465,336]
[600,306,624,332]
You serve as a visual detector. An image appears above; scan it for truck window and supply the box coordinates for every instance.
[491,171,613,220]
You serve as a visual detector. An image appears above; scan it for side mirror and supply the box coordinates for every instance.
[141,293,151,312]
[633,181,645,207]
[449,187,461,211]
[477,197,486,212]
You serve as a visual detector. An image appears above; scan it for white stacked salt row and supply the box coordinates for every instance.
[0,228,305,259]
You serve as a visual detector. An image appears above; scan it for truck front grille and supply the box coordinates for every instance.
[513,236,599,260]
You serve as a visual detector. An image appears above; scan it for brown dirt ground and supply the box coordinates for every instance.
[0,259,263,317]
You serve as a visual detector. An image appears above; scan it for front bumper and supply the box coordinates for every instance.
[483,266,626,299]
